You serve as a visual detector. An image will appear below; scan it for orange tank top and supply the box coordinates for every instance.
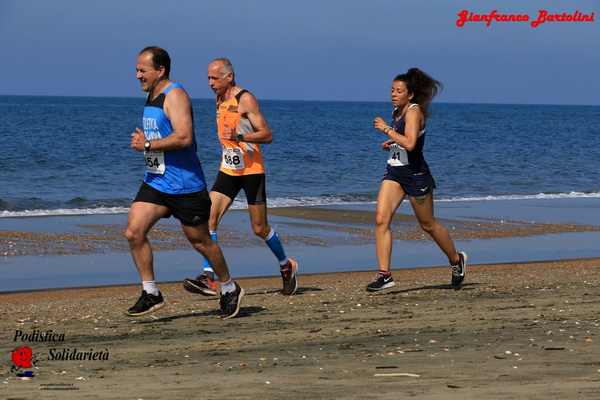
[216,89,265,176]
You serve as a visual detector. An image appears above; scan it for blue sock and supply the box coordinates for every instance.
[265,228,288,266]
[202,231,218,273]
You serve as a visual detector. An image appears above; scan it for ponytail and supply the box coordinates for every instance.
[393,68,442,119]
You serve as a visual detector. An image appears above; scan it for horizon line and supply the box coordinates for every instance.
[0,93,598,108]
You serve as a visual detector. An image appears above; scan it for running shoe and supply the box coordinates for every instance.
[220,281,244,319]
[366,272,396,292]
[183,271,219,296]
[280,258,299,295]
[126,290,164,316]
[451,251,468,289]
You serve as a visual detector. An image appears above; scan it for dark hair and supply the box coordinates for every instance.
[139,46,171,77]
[393,68,442,119]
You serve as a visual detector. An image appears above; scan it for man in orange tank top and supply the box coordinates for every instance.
[183,58,299,296]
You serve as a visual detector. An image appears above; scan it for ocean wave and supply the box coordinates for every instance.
[0,196,369,218]
[0,207,130,218]
[1,191,599,218]
[437,191,600,202]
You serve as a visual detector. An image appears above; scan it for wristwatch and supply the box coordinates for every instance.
[144,140,152,151]
[236,133,245,142]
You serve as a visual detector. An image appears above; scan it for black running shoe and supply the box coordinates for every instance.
[280,258,299,296]
[126,290,165,316]
[183,271,219,296]
[366,272,396,292]
[451,251,468,289]
[220,282,244,319]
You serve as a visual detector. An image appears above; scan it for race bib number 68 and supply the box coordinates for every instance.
[222,147,245,170]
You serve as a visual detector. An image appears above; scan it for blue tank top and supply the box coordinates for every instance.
[389,103,430,174]
[142,82,207,194]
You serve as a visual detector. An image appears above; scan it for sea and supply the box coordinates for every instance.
[1,95,599,217]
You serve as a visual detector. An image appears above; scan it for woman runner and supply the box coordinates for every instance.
[368,68,467,292]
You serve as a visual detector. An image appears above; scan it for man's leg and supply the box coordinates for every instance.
[184,191,234,296]
[200,172,238,278]
[248,203,282,259]
[181,222,244,319]
[123,201,169,316]
[248,203,298,295]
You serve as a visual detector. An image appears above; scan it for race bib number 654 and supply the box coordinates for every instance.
[144,150,165,175]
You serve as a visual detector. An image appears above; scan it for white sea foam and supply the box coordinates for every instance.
[1,191,599,218]
[0,207,131,218]
[437,191,600,202]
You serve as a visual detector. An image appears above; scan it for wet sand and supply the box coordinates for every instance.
[2,258,600,399]
[2,207,600,257]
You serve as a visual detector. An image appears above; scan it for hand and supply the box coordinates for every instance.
[373,117,391,134]
[130,128,146,152]
[381,139,395,150]
[221,122,238,141]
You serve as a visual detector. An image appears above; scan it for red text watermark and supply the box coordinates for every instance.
[456,10,595,28]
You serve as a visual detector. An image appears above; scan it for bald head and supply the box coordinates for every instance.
[207,58,237,96]
[209,58,235,80]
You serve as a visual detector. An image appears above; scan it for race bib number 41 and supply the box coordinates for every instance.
[144,150,165,175]
[222,147,245,170]
[387,144,409,167]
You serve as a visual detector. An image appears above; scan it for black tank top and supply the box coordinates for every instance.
[390,104,430,174]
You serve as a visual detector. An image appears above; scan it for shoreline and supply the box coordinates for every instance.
[3,200,600,293]
[1,256,600,296]
[3,204,600,258]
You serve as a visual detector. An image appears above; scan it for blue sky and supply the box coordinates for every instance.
[1,0,598,104]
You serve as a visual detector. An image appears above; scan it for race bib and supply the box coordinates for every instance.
[144,150,165,175]
[387,144,409,167]
[222,147,245,170]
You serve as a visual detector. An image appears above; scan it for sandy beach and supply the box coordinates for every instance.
[2,258,600,399]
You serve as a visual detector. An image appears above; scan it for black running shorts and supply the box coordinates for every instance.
[211,171,267,205]
[382,165,436,197]
[133,182,211,226]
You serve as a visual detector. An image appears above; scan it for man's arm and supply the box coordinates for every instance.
[237,92,272,144]
[148,88,194,151]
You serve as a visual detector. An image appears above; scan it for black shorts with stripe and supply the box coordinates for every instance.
[211,171,267,205]
[382,165,436,197]
[133,182,211,226]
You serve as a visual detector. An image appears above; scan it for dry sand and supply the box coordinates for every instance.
[2,258,600,399]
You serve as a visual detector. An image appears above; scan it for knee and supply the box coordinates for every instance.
[124,227,144,246]
[375,212,390,229]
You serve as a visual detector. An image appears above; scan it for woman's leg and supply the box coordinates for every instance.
[408,192,460,265]
[375,180,406,272]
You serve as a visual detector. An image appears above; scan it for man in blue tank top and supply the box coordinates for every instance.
[125,46,243,319]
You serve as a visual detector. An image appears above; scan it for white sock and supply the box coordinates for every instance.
[220,279,236,294]
[142,281,159,296]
